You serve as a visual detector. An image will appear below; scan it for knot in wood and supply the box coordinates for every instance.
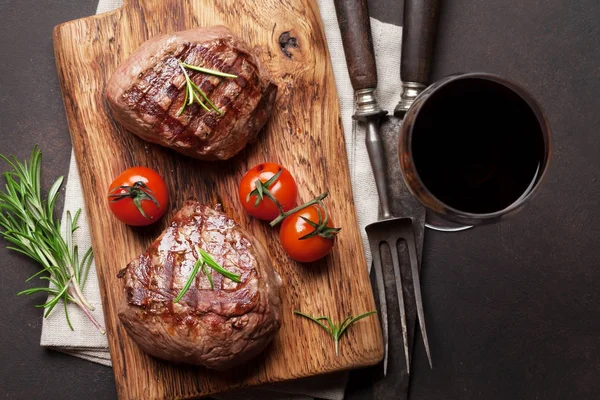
[278,31,299,58]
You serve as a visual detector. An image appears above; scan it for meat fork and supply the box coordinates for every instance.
[333,0,438,375]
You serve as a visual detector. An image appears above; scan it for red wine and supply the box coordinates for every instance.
[411,78,546,214]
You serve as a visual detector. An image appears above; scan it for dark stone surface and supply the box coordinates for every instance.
[409,2,600,400]
[1,0,599,399]
[0,1,117,399]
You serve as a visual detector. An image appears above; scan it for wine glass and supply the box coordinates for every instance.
[397,73,551,230]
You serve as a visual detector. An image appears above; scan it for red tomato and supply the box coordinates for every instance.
[107,167,168,226]
[279,204,339,263]
[239,163,298,221]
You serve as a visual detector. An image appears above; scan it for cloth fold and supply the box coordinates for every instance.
[41,0,403,398]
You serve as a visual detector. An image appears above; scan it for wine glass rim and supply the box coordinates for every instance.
[403,72,552,221]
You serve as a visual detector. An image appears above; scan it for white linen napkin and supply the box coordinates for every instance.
[40,0,403,398]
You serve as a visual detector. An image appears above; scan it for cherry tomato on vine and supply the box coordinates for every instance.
[238,163,298,221]
[107,166,168,226]
[279,204,340,263]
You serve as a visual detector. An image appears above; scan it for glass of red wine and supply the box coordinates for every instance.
[398,73,551,231]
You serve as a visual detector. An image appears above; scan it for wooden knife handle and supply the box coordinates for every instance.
[401,0,440,85]
[334,0,378,90]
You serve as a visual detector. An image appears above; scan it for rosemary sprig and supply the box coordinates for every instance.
[176,61,237,116]
[0,146,104,334]
[174,245,241,302]
[295,310,377,355]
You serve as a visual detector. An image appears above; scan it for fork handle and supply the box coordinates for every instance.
[333,0,377,90]
[401,0,439,84]
[395,0,440,115]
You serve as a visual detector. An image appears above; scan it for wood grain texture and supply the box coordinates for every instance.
[52,0,383,398]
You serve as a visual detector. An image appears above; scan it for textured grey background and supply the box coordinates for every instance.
[1,0,599,399]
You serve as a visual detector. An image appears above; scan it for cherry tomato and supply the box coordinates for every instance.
[239,163,298,221]
[107,166,168,226]
[279,204,338,263]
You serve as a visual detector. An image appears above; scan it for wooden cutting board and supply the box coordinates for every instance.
[53,0,383,398]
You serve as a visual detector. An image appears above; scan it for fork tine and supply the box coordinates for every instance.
[406,233,432,368]
[371,243,389,376]
[389,238,410,375]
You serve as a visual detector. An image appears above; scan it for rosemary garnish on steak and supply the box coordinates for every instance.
[177,61,237,116]
[294,310,377,355]
[174,245,241,302]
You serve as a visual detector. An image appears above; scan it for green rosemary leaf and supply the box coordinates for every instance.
[17,287,59,296]
[41,282,70,314]
[177,60,237,115]
[63,297,74,331]
[180,62,238,78]
[190,87,211,112]
[293,311,332,335]
[203,262,214,290]
[188,80,218,113]
[38,276,64,290]
[5,240,38,259]
[173,256,203,303]
[31,146,42,192]
[72,244,80,283]
[71,208,81,232]
[337,311,378,338]
[178,64,195,108]
[173,246,241,302]
[198,247,241,283]
[43,297,61,318]
[337,315,354,336]
[47,176,64,219]
[294,310,377,356]
[79,247,94,291]
[177,83,189,116]
[0,154,19,174]
[65,211,73,265]
[25,269,48,283]
[185,73,195,106]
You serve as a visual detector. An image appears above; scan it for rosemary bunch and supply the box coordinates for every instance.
[0,146,104,334]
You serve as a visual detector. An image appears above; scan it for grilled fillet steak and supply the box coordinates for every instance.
[106,26,278,160]
[117,201,282,369]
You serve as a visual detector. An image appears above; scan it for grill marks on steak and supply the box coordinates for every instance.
[118,201,282,369]
[109,27,277,160]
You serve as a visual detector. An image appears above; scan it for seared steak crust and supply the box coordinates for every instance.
[106,26,277,160]
[117,201,282,370]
